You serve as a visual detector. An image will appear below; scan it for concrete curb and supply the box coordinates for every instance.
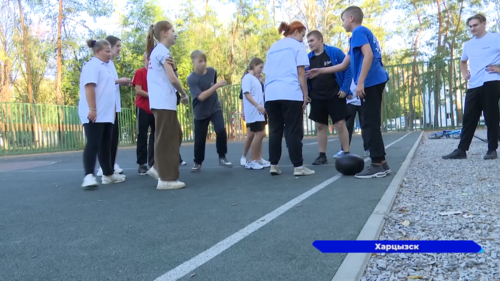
[331,131,424,281]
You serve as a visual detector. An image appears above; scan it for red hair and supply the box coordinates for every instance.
[278,21,306,37]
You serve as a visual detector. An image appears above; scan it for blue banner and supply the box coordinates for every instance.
[313,240,483,253]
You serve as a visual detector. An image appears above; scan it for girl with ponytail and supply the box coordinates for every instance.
[145,21,189,190]
[79,39,126,189]
[239,66,266,167]
[262,21,315,177]
[240,57,270,170]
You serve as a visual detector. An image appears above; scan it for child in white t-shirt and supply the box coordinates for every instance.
[145,21,189,190]
[241,58,271,170]
[79,39,127,189]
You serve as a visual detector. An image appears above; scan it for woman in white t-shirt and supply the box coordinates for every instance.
[263,21,315,176]
[145,20,189,190]
[95,35,131,177]
[241,58,271,170]
[79,39,127,189]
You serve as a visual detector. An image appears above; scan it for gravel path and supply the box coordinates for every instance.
[361,129,500,281]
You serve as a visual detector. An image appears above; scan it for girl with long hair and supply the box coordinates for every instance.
[241,58,270,170]
[145,21,188,190]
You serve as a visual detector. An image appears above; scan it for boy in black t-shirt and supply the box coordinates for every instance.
[306,30,352,165]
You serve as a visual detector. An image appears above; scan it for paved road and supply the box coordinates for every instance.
[0,131,420,281]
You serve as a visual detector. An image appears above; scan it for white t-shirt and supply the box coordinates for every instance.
[147,43,177,111]
[241,73,265,123]
[263,38,310,102]
[347,79,361,106]
[109,60,121,112]
[78,57,117,124]
[461,32,500,89]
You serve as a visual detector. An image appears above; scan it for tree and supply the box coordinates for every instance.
[55,0,63,105]
[17,0,34,104]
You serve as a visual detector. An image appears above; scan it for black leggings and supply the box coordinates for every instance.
[111,113,119,167]
[83,122,114,176]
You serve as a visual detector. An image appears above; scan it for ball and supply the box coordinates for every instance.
[335,154,365,176]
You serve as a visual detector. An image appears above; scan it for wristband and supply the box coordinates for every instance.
[89,108,96,111]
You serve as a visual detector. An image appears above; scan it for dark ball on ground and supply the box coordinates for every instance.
[335,154,364,176]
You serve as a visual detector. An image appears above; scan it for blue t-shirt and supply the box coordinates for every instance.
[349,26,389,88]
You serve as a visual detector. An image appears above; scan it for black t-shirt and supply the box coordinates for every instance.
[309,52,340,100]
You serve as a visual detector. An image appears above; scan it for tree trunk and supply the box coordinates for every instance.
[272,0,275,27]
[205,0,208,36]
[434,0,443,127]
[228,0,242,83]
[17,0,38,148]
[410,0,422,130]
[450,0,464,126]
[55,0,63,105]
[17,0,33,104]
[56,0,65,146]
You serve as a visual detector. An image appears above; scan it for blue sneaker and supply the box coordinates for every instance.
[365,150,370,157]
[333,150,344,159]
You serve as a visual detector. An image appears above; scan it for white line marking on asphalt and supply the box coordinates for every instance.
[153,132,413,281]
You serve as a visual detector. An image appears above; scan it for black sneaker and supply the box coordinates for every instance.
[191,163,202,173]
[484,150,498,160]
[138,164,148,175]
[355,164,387,179]
[442,149,467,160]
[219,157,233,168]
[312,154,328,165]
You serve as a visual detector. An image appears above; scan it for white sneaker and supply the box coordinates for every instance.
[240,156,248,166]
[333,150,344,159]
[245,160,264,170]
[96,164,123,176]
[102,174,126,184]
[258,159,271,168]
[157,180,186,190]
[180,160,187,166]
[147,167,159,180]
[294,166,316,176]
[114,164,123,174]
[82,174,98,189]
[270,165,282,175]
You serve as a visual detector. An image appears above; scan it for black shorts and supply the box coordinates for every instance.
[247,121,266,132]
[308,96,349,125]
[246,114,267,128]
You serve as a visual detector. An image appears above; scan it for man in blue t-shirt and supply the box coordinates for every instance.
[307,5,390,179]
[442,14,500,160]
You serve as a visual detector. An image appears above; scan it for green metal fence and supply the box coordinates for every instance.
[382,58,475,130]
[1,59,475,156]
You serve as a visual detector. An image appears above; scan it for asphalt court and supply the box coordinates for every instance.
[0,131,419,281]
